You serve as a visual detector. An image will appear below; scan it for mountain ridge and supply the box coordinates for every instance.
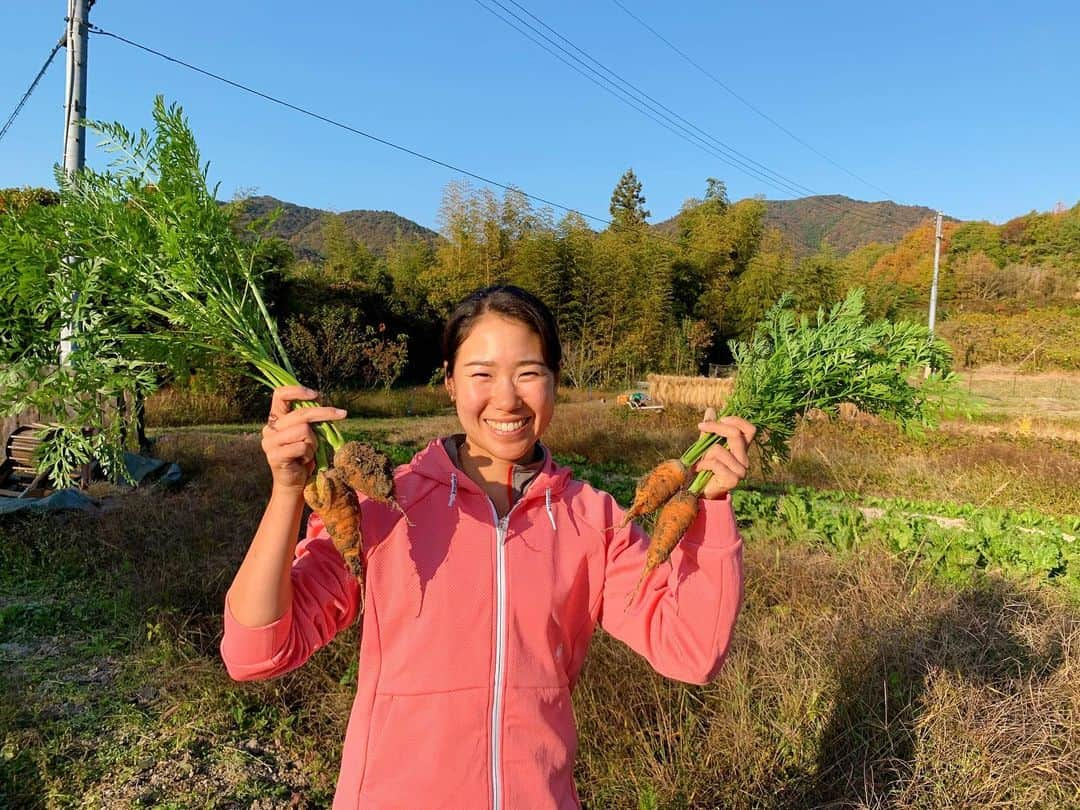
[233,195,440,260]
[235,193,947,261]
[653,194,945,257]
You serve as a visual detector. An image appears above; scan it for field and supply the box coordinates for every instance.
[1,369,1078,808]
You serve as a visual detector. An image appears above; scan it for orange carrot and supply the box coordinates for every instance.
[625,489,701,609]
[304,467,365,588]
[618,458,691,528]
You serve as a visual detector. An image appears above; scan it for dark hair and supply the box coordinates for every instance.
[442,285,562,377]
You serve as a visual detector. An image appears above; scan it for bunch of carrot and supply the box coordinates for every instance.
[624,289,958,606]
[303,441,399,602]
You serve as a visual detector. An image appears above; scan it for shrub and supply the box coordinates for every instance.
[938,308,1080,370]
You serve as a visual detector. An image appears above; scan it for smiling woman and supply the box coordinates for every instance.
[220,284,755,809]
[442,288,560,516]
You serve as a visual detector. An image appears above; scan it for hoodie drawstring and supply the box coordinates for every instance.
[545,488,556,530]
[448,470,554,529]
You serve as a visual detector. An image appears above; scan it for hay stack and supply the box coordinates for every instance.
[647,374,734,411]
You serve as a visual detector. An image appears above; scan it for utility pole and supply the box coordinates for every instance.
[925,210,943,377]
[60,0,90,362]
[927,210,943,334]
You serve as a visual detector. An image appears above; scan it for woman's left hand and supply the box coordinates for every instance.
[693,408,757,500]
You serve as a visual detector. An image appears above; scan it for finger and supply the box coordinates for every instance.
[720,425,751,469]
[696,419,751,467]
[274,406,347,432]
[702,407,717,424]
[261,425,315,463]
[698,464,739,499]
[702,472,738,500]
[698,445,747,480]
[269,385,320,418]
[724,415,757,443]
[265,436,316,470]
[270,422,318,446]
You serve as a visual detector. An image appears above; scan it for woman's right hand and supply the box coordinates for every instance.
[261,386,348,493]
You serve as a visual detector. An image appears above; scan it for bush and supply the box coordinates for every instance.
[938,308,1080,370]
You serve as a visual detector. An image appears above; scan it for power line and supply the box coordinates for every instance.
[85,24,728,260]
[0,35,66,147]
[494,0,821,200]
[87,25,918,262]
[475,0,909,233]
[477,0,817,202]
[484,0,910,232]
[610,0,894,200]
[87,25,609,226]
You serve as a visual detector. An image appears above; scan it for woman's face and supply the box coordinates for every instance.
[446,313,556,467]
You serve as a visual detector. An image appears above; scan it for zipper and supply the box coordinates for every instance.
[487,498,522,810]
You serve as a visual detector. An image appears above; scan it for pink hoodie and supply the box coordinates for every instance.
[221,439,743,809]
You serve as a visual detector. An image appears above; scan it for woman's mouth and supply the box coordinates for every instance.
[484,416,531,435]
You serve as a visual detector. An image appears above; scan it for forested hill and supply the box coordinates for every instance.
[656,194,940,257]
[763,195,942,256]
[243,191,936,261]
[234,195,439,259]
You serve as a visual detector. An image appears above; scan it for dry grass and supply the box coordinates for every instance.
[776,416,1080,516]
[2,427,1078,806]
[10,369,1069,805]
[576,543,1080,809]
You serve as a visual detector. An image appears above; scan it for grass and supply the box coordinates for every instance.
[2,370,1078,807]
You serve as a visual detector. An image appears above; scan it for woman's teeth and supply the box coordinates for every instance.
[487,418,528,433]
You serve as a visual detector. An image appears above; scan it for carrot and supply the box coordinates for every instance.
[304,467,365,587]
[334,442,395,504]
[625,490,701,609]
[618,458,691,529]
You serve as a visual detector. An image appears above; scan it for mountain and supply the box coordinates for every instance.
[763,195,943,256]
[234,195,439,260]
[239,192,939,262]
[655,194,943,257]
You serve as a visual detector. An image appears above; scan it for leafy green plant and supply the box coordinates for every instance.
[0,97,344,488]
[681,289,968,494]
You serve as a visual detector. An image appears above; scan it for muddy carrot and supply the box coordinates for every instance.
[333,442,395,504]
[304,467,366,587]
[625,490,701,609]
[618,458,692,529]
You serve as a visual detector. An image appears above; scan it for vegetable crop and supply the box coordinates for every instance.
[0,97,390,584]
[625,289,962,597]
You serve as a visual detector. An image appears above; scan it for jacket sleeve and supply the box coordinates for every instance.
[598,494,743,685]
[220,512,361,681]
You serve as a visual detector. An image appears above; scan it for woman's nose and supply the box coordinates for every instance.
[492,376,522,409]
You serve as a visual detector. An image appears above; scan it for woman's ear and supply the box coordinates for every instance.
[443,362,455,401]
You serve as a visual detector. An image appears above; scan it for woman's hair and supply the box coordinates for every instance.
[442,285,562,377]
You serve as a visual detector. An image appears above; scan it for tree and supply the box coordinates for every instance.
[703,177,729,212]
[609,169,650,230]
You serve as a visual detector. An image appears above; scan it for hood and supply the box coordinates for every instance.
[398,437,573,518]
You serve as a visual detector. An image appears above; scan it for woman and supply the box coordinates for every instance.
[222,285,755,809]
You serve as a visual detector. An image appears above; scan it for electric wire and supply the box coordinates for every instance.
[0,36,66,147]
[476,0,908,232]
[87,24,918,261]
[85,24,737,261]
[496,0,820,200]
[610,0,894,200]
[87,25,608,226]
[483,0,907,231]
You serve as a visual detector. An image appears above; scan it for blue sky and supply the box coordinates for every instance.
[2,1,1078,230]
